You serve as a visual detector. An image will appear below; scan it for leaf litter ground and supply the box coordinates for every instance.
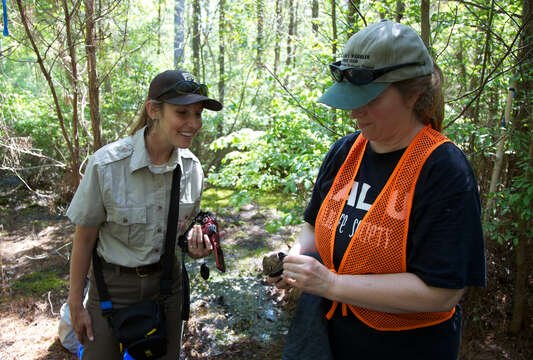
[0,180,530,359]
[0,182,297,360]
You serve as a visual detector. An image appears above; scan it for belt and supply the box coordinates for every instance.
[100,259,162,278]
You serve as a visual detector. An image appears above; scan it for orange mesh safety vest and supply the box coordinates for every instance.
[315,125,455,331]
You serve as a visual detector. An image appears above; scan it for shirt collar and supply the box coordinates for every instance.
[129,126,182,174]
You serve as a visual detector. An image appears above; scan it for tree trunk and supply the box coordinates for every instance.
[217,0,225,136]
[0,37,4,74]
[256,0,264,67]
[331,0,338,125]
[509,0,533,334]
[274,0,282,74]
[286,0,294,66]
[346,0,359,39]
[469,0,495,159]
[98,0,111,93]
[484,83,515,223]
[157,0,162,55]
[463,44,483,132]
[192,0,201,76]
[16,0,81,188]
[312,0,319,34]
[474,0,495,120]
[85,0,102,152]
[509,135,533,334]
[420,0,430,49]
[174,0,185,68]
[294,0,299,41]
[395,0,405,22]
[331,0,337,57]
[200,30,206,82]
[15,0,68,158]
[379,0,387,19]
[61,0,81,187]
[455,36,467,94]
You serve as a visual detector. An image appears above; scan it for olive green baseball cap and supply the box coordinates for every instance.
[318,20,434,110]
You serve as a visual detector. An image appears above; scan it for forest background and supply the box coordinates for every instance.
[0,0,532,359]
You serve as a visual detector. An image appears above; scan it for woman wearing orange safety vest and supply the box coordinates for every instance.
[269,20,486,359]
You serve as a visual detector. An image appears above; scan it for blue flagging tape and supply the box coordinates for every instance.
[2,0,8,36]
[100,300,113,311]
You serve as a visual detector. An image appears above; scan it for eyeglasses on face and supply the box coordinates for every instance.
[329,61,423,85]
[156,80,208,99]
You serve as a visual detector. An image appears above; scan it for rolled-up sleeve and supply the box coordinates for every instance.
[66,155,106,227]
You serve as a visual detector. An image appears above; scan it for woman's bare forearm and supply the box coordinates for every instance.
[287,223,463,313]
[68,225,98,309]
[329,272,464,313]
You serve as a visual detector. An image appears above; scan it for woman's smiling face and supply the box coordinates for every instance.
[155,102,204,149]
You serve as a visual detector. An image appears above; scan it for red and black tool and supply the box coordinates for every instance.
[180,211,226,280]
[189,211,225,280]
[197,211,226,273]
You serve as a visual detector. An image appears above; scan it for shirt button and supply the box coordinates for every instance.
[154,248,160,253]
[157,227,162,233]
[157,205,163,211]
[122,218,128,224]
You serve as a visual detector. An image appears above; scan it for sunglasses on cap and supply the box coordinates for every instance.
[155,80,208,99]
[329,61,422,85]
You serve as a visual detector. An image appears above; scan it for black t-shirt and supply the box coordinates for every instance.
[303,132,486,358]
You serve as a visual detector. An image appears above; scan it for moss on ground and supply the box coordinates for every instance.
[201,188,304,212]
[10,269,68,297]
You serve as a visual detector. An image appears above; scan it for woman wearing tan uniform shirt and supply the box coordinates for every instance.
[66,70,222,359]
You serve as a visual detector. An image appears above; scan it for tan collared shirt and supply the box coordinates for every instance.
[66,126,203,267]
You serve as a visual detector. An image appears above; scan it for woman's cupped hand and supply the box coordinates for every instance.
[281,254,337,296]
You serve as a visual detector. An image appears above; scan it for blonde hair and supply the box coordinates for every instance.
[129,98,164,135]
[392,63,444,132]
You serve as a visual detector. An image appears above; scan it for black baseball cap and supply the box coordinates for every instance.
[148,70,223,111]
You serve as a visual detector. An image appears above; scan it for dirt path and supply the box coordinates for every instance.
[0,184,296,360]
[2,180,530,359]
[0,180,76,359]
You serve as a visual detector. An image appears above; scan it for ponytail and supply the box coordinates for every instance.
[392,63,444,132]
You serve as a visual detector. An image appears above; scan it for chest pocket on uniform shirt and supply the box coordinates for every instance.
[178,203,196,234]
[106,207,147,246]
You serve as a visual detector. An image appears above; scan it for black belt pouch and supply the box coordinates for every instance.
[111,300,167,360]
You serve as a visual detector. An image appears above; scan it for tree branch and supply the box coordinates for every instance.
[261,62,341,137]
[348,0,367,27]
[444,20,525,128]
[14,0,75,165]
